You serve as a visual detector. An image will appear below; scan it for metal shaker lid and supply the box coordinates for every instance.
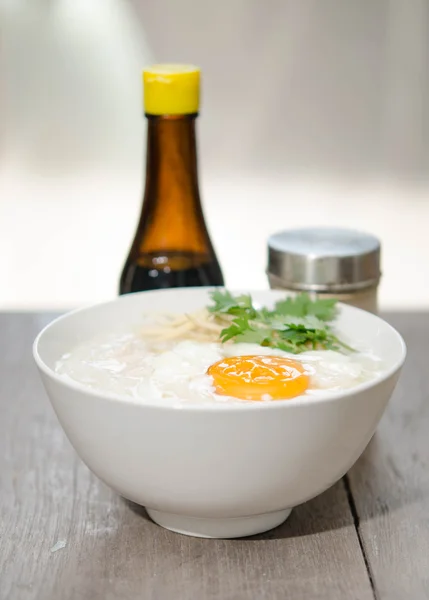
[267,227,381,292]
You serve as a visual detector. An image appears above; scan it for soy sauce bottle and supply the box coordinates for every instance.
[119,64,224,294]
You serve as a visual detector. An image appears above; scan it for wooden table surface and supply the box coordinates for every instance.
[0,312,428,600]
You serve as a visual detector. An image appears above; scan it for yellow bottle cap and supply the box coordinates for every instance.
[143,64,200,116]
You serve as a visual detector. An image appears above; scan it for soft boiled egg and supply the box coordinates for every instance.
[147,340,383,404]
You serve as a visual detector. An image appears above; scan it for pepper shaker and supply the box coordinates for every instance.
[267,227,381,314]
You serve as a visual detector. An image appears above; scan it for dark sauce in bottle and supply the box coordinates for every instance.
[119,65,224,294]
[120,251,223,293]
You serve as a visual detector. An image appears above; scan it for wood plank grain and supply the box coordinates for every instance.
[347,312,429,600]
[0,314,373,600]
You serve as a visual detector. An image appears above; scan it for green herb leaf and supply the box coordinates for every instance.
[276,341,300,353]
[207,290,351,354]
[306,297,338,321]
[234,328,272,345]
[208,290,257,318]
[274,293,338,322]
[220,316,251,343]
[274,295,310,318]
[208,289,238,314]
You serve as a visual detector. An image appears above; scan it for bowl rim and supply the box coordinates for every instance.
[33,287,407,412]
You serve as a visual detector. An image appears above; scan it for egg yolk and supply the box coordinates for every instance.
[207,355,309,401]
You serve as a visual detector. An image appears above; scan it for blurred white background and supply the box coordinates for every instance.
[0,0,428,309]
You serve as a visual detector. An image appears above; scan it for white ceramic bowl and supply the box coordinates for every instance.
[33,288,406,539]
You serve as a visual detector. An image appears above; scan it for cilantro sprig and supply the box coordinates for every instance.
[208,290,353,354]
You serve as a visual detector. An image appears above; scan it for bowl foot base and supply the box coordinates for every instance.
[145,507,292,539]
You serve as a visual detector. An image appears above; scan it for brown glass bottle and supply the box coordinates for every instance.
[119,65,224,294]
